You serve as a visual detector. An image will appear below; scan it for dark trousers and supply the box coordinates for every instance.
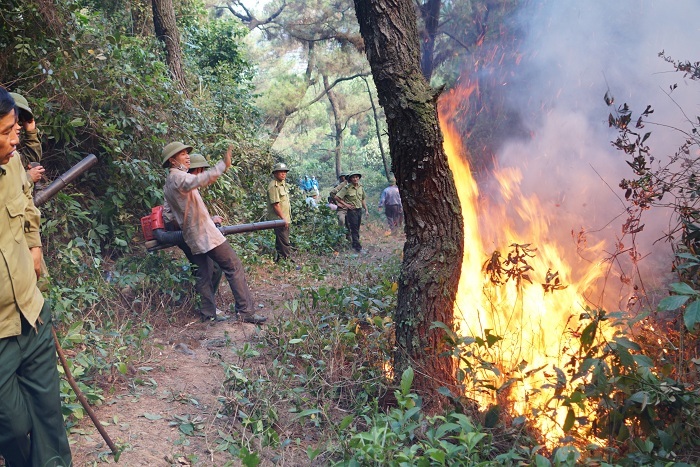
[0,302,72,466]
[385,204,403,231]
[191,242,252,317]
[179,243,223,309]
[346,208,363,251]
[274,225,291,260]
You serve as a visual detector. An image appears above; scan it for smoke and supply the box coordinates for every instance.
[486,0,700,304]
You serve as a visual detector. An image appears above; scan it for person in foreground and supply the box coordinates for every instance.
[0,87,72,466]
[162,141,266,324]
[162,153,224,316]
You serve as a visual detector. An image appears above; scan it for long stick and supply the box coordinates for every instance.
[52,327,120,459]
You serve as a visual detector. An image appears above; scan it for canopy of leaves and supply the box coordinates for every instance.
[1,0,271,255]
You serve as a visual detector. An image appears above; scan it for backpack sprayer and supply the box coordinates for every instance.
[140,206,284,251]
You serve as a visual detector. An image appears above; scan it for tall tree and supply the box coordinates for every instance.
[363,76,390,180]
[229,0,370,158]
[152,0,187,90]
[354,0,464,404]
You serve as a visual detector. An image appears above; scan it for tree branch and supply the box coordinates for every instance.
[299,72,371,111]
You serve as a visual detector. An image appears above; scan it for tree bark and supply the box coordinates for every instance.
[354,0,464,407]
[418,0,441,81]
[151,0,187,91]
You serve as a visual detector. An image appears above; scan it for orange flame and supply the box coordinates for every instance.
[439,90,611,444]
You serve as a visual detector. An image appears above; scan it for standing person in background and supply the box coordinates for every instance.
[329,174,349,235]
[334,171,368,253]
[10,92,44,186]
[378,175,403,234]
[162,153,224,317]
[162,141,266,324]
[0,87,72,466]
[267,162,292,262]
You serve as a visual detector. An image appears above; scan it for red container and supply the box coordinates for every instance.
[140,205,165,241]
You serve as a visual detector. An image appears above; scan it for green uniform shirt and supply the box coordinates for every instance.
[336,183,366,209]
[329,180,348,212]
[19,128,42,166]
[0,153,44,338]
[329,180,347,198]
[267,179,291,221]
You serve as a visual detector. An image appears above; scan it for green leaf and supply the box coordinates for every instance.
[617,347,635,368]
[338,415,353,430]
[657,429,674,452]
[633,355,654,368]
[400,367,414,396]
[292,408,321,420]
[306,446,321,461]
[142,413,162,420]
[239,447,260,467]
[428,450,446,463]
[563,407,575,432]
[658,295,690,311]
[580,321,597,351]
[684,299,700,332]
[669,282,698,295]
[613,336,641,351]
[534,454,551,467]
[629,391,649,411]
[179,422,194,435]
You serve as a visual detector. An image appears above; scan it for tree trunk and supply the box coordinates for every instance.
[151,0,187,91]
[324,74,345,178]
[419,0,441,81]
[268,41,317,144]
[354,0,464,407]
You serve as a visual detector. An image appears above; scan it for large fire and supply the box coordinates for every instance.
[439,88,614,444]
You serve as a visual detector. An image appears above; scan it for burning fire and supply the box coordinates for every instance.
[439,89,613,445]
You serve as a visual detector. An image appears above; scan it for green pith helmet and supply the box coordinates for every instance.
[271,162,290,174]
[9,92,33,120]
[188,153,210,170]
[161,141,193,168]
[347,170,362,179]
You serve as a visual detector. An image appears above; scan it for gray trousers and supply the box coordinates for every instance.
[191,242,252,317]
[336,208,347,227]
[0,302,72,466]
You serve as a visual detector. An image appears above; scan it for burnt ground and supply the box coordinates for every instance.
[68,222,403,466]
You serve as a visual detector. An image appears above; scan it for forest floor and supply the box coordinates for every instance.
[68,221,404,466]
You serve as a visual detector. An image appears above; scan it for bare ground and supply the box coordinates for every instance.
[69,222,403,466]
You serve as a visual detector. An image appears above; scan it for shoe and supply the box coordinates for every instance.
[201,314,230,323]
[237,313,267,324]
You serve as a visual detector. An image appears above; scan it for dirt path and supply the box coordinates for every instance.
[69,223,402,466]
